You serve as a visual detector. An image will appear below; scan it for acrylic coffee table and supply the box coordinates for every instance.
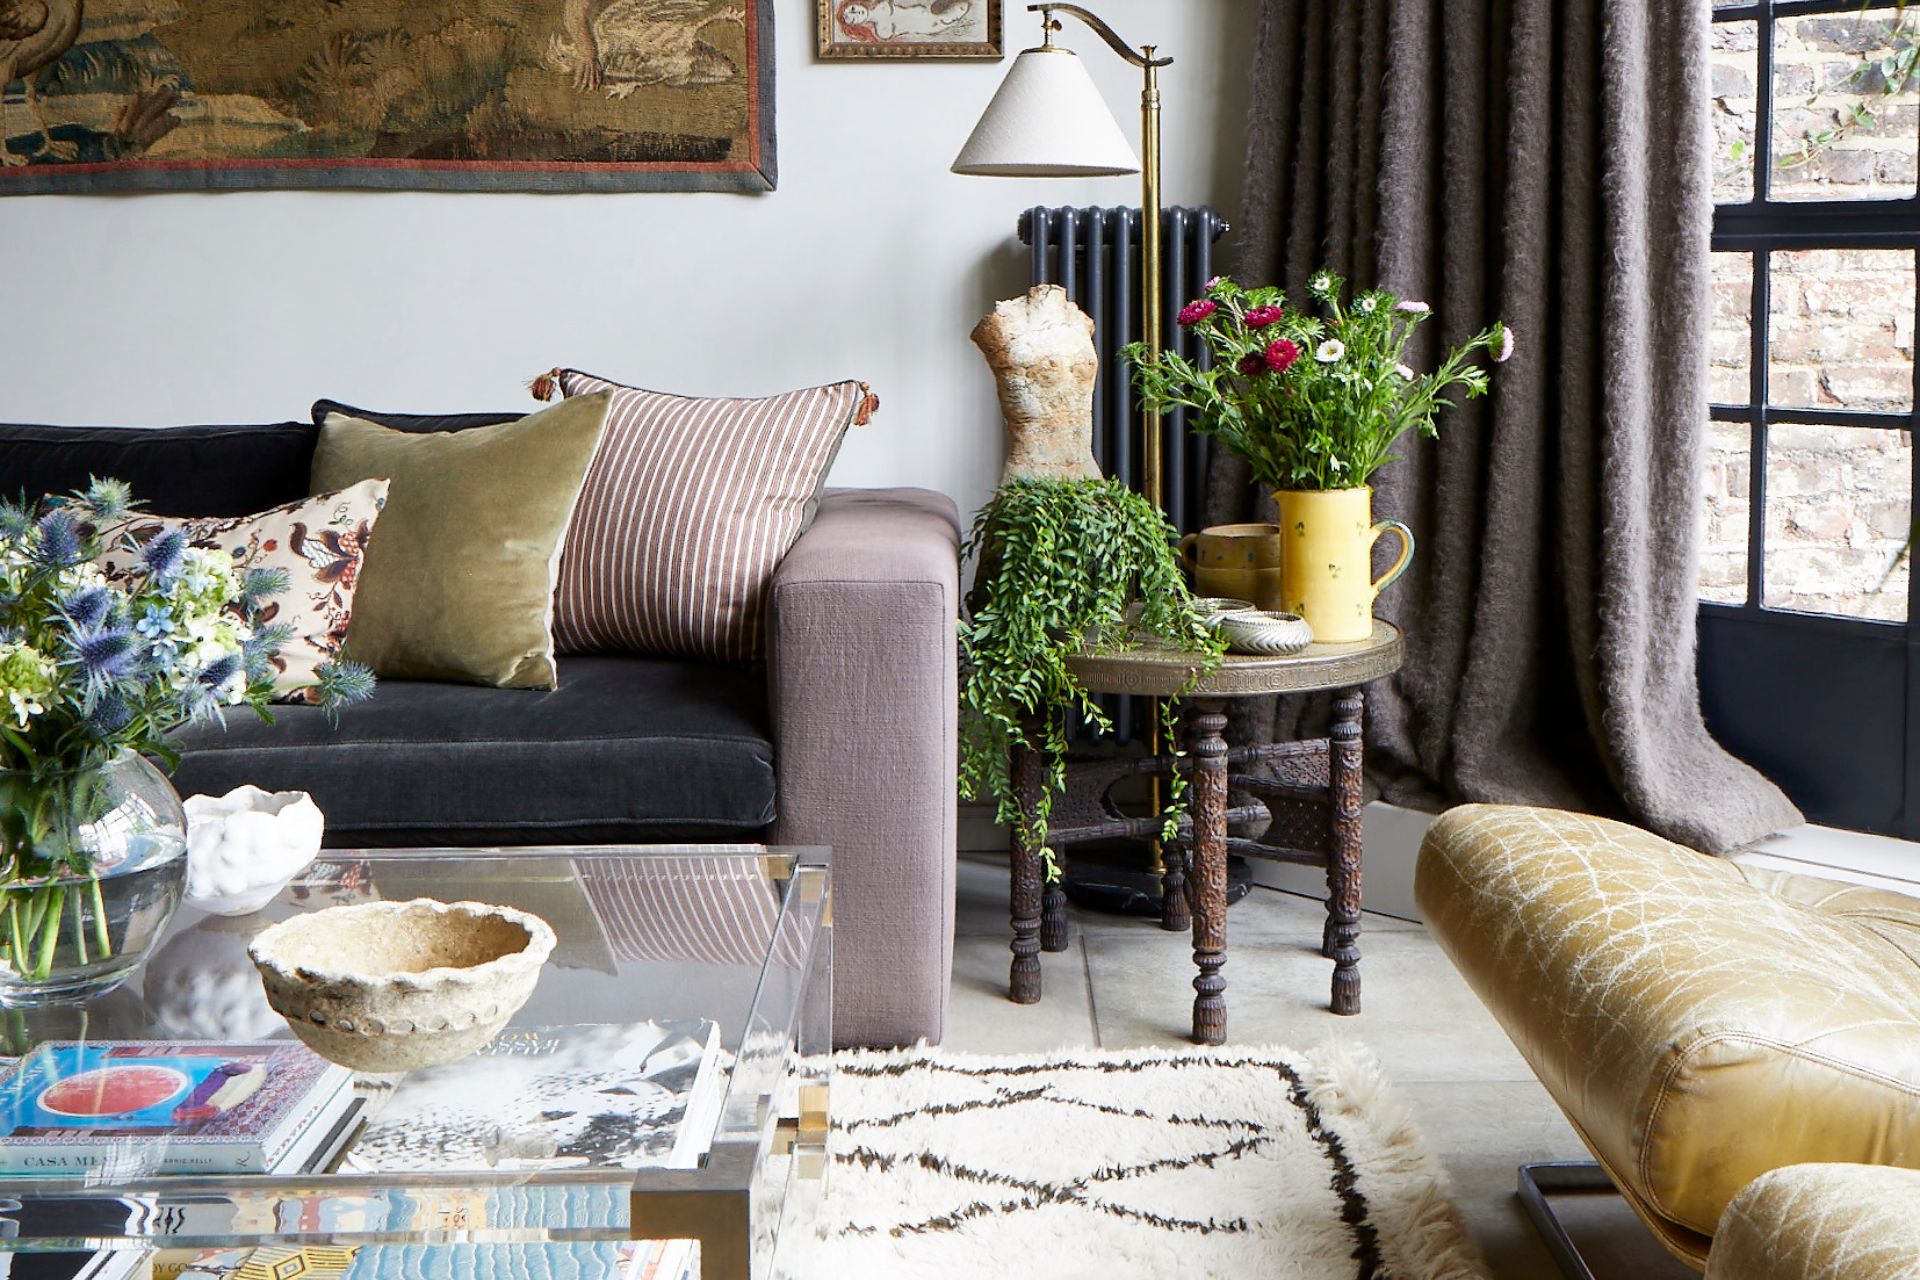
[1007,623,1404,1043]
[0,845,833,1280]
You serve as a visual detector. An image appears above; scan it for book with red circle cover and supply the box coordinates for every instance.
[0,1041,354,1175]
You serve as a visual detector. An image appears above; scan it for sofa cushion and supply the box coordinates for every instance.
[541,369,875,664]
[1416,804,1920,1262]
[99,481,390,703]
[169,656,776,846]
[1708,1163,1920,1280]
[0,421,317,517]
[311,395,612,690]
[310,400,519,434]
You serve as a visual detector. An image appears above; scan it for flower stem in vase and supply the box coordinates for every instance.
[90,873,111,958]
[4,896,22,975]
[32,886,63,981]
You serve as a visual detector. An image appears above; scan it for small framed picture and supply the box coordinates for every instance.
[818,0,1004,59]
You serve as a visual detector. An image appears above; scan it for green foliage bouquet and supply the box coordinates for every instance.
[958,478,1222,870]
[0,480,373,981]
[1127,271,1512,491]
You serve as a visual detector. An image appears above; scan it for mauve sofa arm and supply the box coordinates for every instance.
[768,487,961,1048]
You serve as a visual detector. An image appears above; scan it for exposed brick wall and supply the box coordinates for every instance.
[1706,10,1914,622]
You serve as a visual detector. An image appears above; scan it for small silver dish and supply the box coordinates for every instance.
[1191,597,1257,627]
[1217,610,1314,656]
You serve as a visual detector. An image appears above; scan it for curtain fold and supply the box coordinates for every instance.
[1218,0,1801,852]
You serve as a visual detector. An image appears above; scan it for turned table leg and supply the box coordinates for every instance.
[1188,698,1230,1045]
[1041,879,1068,952]
[1159,840,1191,933]
[1008,734,1045,1004]
[1327,687,1365,1015]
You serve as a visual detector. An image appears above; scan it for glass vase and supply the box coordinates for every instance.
[0,750,187,1005]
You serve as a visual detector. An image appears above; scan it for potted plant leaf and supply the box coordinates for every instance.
[959,477,1222,874]
[1127,272,1511,641]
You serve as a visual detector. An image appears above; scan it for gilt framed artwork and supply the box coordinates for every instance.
[817,0,1003,60]
[0,0,776,194]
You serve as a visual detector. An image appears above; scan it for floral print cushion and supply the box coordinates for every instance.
[98,480,389,704]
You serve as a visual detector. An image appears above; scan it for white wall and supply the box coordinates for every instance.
[2,1,1252,528]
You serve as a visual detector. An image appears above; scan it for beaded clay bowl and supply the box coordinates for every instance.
[249,898,555,1072]
[1217,610,1315,656]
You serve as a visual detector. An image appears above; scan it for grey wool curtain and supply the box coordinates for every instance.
[1215,0,1802,852]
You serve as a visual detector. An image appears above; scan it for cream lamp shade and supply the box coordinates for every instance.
[951,47,1140,177]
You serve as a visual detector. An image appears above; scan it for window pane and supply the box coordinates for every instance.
[1710,252,1754,406]
[1768,248,1915,413]
[1701,419,1753,605]
[1763,422,1911,620]
[1771,8,1920,201]
[1714,21,1760,203]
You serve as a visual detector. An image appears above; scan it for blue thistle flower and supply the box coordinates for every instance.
[34,512,84,568]
[199,652,242,690]
[140,529,186,582]
[243,622,293,680]
[81,477,133,522]
[72,627,138,683]
[0,500,34,543]
[62,586,113,632]
[314,659,377,725]
[240,566,290,612]
[88,693,134,735]
[176,680,221,725]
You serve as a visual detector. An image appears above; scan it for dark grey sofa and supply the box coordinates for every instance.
[0,420,960,1049]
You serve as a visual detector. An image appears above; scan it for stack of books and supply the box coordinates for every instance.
[0,1041,363,1178]
[0,1022,728,1280]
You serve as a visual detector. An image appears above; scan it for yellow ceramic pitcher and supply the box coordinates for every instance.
[1272,488,1414,643]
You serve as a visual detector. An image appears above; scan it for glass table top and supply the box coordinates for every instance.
[0,845,833,1280]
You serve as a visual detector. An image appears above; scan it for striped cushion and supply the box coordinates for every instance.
[543,370,873,664]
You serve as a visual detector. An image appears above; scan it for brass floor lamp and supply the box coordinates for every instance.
[952,3,1173,509]
[954,4,1181,909]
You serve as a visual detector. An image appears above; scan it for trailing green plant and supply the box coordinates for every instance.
[958,478,1223,875]
[1125,272,1509,493]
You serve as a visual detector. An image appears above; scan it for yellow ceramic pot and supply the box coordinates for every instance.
[1179,523,1286,612]
[1272,488,1414,643]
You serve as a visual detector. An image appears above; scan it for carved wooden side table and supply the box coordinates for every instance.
[1005,623,1404,1045]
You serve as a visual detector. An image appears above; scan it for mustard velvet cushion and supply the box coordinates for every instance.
[310,393,612,689]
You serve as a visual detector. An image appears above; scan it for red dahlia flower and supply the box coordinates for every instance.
[1178,299,1218,326]
[1245,305,1285,329]
[1236,351,1268,377]
[1264,338,1301,373]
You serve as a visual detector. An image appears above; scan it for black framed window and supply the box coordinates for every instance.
[1702,1,1920,836]
[1707,1,1917,622]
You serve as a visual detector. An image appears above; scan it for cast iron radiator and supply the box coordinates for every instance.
[1019,205,1231,536]
[1021,204,1231,745]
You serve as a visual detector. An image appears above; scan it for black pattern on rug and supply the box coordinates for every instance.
[785,1045,1490,1280]
[835,1052,1384,1268]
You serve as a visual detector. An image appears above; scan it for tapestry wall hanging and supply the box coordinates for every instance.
[0,0,776,194]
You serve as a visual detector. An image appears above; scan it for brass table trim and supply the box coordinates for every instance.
[1065,621,1404,698]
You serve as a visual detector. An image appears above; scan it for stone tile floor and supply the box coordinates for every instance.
[943,854,1695,1280]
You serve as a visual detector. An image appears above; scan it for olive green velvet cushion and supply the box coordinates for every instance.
[310,393,612,689]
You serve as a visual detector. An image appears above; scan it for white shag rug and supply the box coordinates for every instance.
[781,1042,1489,1280]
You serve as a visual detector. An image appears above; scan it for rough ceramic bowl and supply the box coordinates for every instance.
[184,786,325,916]
[1217,610,1315,656]
[249,898,556,1072]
